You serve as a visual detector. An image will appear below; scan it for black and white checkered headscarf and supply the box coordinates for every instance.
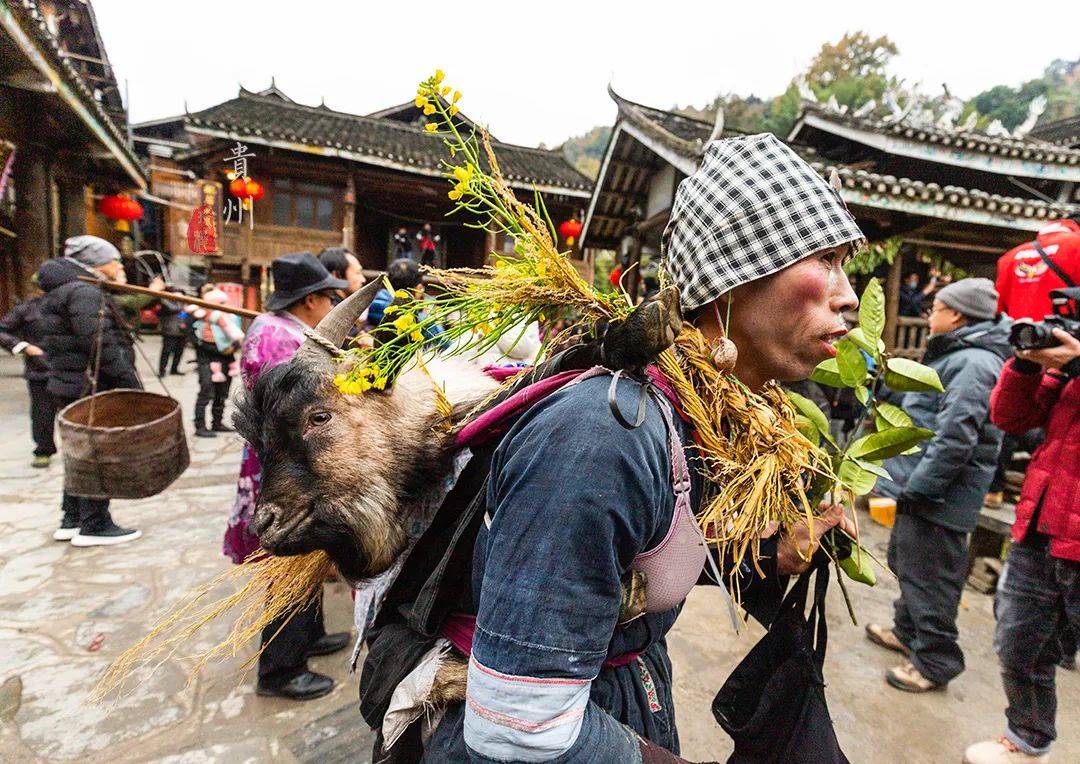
[662,133,865,312]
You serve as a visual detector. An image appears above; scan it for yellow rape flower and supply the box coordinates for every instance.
[476,322,493,335]
[410,330,424,342]
[425,123,438,133]
[440,85,451,96]
[384,304,398,315]
[452,165,473,183]
[415,95,428,109]
[452,90,462,104]
[372,376,388,391]
[448,188,463,201]
[393,314,417,332]
[423,103,436,116]
[394,289,411,300]
[434,69,445,84]
[448,105,459,117]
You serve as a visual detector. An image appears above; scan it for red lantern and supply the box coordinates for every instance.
[245,179,264,201]
[120,198,143,221]
[558,218,583,246]
[229,177,248,198]
[98,194,126,219]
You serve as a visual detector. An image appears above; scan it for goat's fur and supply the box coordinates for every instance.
[234,354,497,581]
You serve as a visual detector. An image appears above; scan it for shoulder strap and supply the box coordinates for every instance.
[1034,242,1076,288]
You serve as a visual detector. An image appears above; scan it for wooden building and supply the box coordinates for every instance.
[133,85,593,305]
[582,88,1080,352]
[0,0,145,313]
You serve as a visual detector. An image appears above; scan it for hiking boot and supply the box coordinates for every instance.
[308,632,351,657]
[31,454,50,469]
[70,524,142,547]
[963,736,1049,763]
[885,662,943,693]
[211,422,234,433]
[865,623,909,655]
[195,426,217,438]
[256,671,334,701]
[985,491,1005,509]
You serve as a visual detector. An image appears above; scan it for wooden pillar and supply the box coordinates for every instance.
[57,173,87,241]
[884,247,903,353]
[342,174,357,254]
[13,145,51,300]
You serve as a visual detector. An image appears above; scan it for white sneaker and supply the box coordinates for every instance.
[70,526,142,547]
[964,737,1049,763]
[53,527,78,541]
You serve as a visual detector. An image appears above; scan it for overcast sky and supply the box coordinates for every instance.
[93,0,1078,148]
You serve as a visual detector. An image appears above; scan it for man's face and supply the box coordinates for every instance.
[95,260,126,283]
[344,253,366,295]
[928,300,965,336]
[725,244,858,387]
[307,291,336,324]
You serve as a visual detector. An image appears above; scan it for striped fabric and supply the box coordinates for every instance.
[463,655,592,762]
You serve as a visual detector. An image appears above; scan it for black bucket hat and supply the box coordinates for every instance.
[266,251,349,311]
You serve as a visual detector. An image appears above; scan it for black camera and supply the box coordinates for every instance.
[1009,287,1080,350]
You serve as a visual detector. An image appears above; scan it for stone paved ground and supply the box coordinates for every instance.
[0,336,1078,763]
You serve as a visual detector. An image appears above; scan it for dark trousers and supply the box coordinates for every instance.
[28,379,56,456]
[887,510,969,685]
[54,393,114,531]
[194,359,232,428]
[258,589,326,686]
[158,334,186,376]
[994,531,1080,754]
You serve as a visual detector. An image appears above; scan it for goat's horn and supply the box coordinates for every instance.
[295,279,384,362]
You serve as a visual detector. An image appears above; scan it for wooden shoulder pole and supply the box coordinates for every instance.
[76,276,262,319]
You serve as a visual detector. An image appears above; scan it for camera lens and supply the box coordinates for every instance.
[1010,323,1049,350]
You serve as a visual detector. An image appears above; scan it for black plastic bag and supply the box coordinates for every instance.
[712,561,848,763]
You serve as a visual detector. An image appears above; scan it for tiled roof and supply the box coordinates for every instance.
[183,89,592,196]
[596,90,1079,228]
[1029,114,1080,147]
[813,162,1078,222]
[3,0,144,183]
[799,102,1080,166]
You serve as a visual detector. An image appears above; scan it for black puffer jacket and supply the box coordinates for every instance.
[37,258,140,400]
[0,296,51,381]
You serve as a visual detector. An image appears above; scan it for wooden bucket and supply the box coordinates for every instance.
[58,389,190,499]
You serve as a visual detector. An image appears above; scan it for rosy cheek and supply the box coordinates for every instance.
[788,269,829,308]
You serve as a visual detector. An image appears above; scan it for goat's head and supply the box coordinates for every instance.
[234,281,495,582]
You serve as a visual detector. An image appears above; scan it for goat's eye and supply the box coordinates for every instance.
[309,411,332,427]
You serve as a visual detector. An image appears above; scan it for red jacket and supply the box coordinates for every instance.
[995,219,1080,321]
[990,358,1080,561]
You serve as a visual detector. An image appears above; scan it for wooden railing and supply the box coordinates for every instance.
[220,224,342,266]
[893,316,930,360]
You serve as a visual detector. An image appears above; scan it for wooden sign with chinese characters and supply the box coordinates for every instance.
[187,179,223,255]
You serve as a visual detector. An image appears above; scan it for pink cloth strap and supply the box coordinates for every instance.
[441,612,642,670]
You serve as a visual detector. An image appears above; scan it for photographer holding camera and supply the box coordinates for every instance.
[963,294,1080,764]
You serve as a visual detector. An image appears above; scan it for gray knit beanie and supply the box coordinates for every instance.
[64,235,120,267]
[936,277,998,321]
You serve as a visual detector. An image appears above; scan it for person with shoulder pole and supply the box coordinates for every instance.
[37,235,142,547]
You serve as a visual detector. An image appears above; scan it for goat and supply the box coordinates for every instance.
[233,282,682,584]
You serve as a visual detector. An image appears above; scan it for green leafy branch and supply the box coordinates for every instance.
[786,279,944,600]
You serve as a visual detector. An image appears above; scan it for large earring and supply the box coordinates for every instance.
[710,301,738,374]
